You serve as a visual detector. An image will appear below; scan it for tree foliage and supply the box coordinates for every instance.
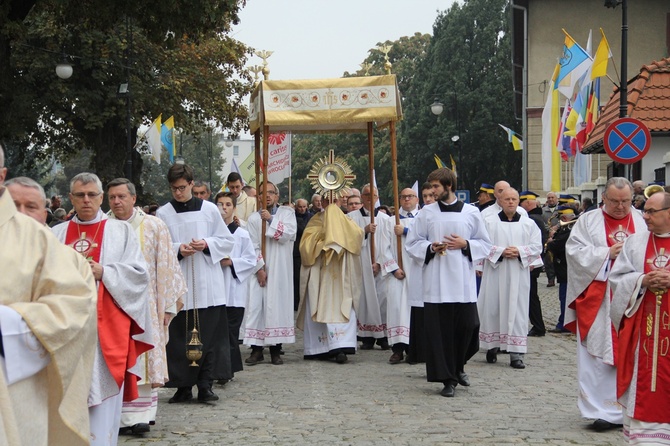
[399,0,520,193]
[1,0,252,196]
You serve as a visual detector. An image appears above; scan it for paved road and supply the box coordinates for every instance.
[120,275,623,445]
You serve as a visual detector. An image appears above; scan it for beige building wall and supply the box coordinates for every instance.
[524,0,669,194]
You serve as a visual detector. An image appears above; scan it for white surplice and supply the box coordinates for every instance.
[244,206,297,346]
[405,202,492,304]
[156,200,235,310]
[478,212,542,353]
[222,225,257,308]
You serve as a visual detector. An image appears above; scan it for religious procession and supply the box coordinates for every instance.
[3,0,670,445]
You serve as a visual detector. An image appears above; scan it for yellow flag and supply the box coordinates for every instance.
[449,155,457,176]
[434,154,446,169]
[591,29,612,80]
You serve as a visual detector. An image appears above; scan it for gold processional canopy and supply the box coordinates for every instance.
[249,74,403,134]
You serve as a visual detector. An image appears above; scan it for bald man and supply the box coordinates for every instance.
[480,181,528,220]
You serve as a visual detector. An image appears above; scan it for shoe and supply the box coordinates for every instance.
[376,339,391,350]
[388,352,403,364]
[130,423,150,435]
[440,383,455,397]
[216,379,230,386]
[457,372,470,387]
[510,359,526,369]
[548,327,571,334]
[245,349,264,365]
[271,353,284,365]
[547,280,555,287]
[528,327,546,337]
[486,348,499,363]
[360,342,374,350]
[197,387,219,402]
[335,352,348,364]
[592,419,623,432]
[168,387,193,404]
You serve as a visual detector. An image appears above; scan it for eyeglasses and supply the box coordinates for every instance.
[643,207,670,215]
[400,195,417,200]
[605,198,632,207]
[266,190,277,195]
[170,185,189,193]
[71,192,101,199]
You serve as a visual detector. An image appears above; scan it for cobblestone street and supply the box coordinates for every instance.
[119,275,623,445]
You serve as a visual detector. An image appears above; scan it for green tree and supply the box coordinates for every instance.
[399,0,520,194]
[1,0,252,193]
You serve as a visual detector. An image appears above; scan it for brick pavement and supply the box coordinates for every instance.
[119,274,623,445]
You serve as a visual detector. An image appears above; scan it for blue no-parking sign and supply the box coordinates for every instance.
[456,190,470,203]
[604,117,651,164]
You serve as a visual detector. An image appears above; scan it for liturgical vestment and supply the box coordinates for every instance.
[0,189,97,446]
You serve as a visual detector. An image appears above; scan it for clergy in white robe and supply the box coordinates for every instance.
[214,192,257,376]
[565,177,644,430]
[244,182,297,365]
[106,178,187,434]
[0,185,97,446]
[609,191,670,444]
[478,188,543,369]
[156,164,235,404]
[385,188,420,364]
[406,168,492,398]
[297,204,364,363]
[226,173,257,222]
[52,173,153,446]
[348,184,396,350]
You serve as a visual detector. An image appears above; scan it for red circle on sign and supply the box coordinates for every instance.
[603,117,652,165]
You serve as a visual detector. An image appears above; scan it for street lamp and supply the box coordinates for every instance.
[430,99,444,116]
[55,54,73,79]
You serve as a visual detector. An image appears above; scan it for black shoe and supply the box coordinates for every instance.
[197,387,219,402]
[547,280,555,287]
[376,339,391,350]
[335,352,348,364]
[388,352,403,364]
[271,353,284,365]
[528,327,546,337]
[592,419,623,432]
[486,348,499,363]
[360,342,374,350]
[548,327,571,334]
[440,383,455,397]
[510,359,526,369]
[168,387,193,404]
[457,372,470,387]
[216,379,230,386]
[245,349,264,365]
[130,423,150,435]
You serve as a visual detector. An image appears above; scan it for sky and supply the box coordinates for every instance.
[233,0,458,81]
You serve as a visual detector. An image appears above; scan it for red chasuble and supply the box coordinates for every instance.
[617,234,670,423]
[569,211,635,363]
[65,220,151,402]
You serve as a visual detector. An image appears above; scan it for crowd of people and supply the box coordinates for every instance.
[0,137,668,445]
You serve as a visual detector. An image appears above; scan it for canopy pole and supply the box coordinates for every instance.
[288,176,292,204]
[390,121,403,270]
[261,126,270,260]
[367,122,375,265]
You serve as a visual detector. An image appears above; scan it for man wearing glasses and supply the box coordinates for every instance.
[156,164,235,404]
[565,177,645,432]
[52,172,153,445]
[610,190,670,444]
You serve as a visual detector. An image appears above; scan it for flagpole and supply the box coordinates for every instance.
[288,175,292,204]
[390,121,403,270]
[367,122,376,265]
[261,126,269,260]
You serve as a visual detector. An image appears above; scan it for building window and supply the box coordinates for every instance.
[233,145,239,156]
